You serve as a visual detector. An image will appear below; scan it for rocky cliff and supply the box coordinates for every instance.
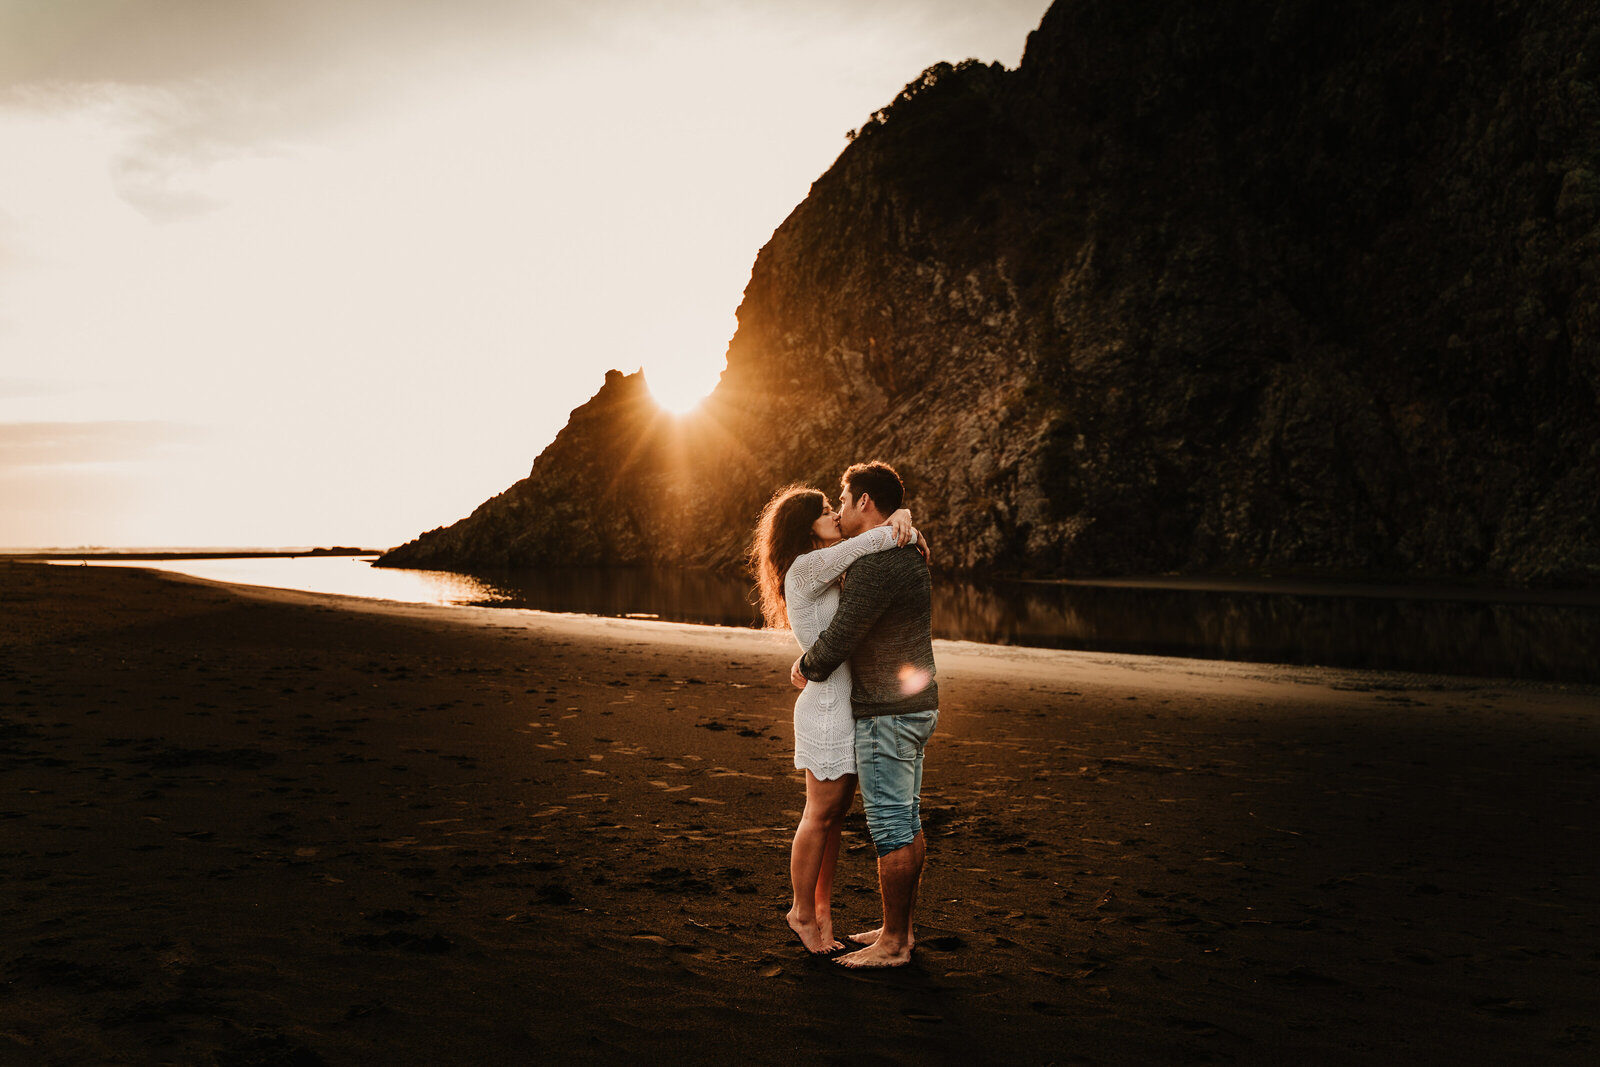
[382,0,1600,585]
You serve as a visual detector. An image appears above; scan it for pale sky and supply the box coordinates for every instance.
[0,0,1050,549]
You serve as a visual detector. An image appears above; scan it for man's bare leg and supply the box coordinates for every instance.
[836,831,924,968]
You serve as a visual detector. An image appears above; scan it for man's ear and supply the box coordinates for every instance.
[855,491,872,513]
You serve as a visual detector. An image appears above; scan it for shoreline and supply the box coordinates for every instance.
[2,562,1597,1064]
[85,561,1600,693]
[17,556,1600,685]
[1024,573,1600,607]
[0,548,380,562]
[11,549,1596,606]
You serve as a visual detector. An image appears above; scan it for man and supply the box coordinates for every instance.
[790,460,938,969]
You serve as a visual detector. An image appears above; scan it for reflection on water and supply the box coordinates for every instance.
[61,556,512,607]
[68,556,1600,683]
[932,582,1600,683]
[460,566,763,627]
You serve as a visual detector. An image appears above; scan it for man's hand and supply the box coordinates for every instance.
[790,655,808,689]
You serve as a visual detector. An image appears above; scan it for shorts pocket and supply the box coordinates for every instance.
[893,710,937,759]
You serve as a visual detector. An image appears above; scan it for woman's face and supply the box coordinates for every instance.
[810,499,842,546]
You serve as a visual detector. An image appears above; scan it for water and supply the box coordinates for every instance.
[47,554,1600,684]
[938,580,1600,683]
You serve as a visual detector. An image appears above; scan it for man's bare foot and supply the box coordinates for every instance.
[787,910,843,955]
[846,926,914,951]
[834,940,913,969]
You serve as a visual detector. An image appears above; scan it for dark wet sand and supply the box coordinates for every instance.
[1,561,1596,1065]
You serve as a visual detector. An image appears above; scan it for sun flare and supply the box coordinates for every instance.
[643,370,717,416]
[648,389,708,416]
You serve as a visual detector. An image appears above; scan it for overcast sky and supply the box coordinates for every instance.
[0,0,1051,549]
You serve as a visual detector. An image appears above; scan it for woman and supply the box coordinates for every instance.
[750,486,917,954]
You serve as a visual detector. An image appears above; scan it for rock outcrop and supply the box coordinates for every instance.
[382,0,1600,586]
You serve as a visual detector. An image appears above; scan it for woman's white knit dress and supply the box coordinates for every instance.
[784,525,907,780]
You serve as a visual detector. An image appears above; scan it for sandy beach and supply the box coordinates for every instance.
[1,560,1595,1065]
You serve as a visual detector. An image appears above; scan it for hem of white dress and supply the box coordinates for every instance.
[794,759,856,781]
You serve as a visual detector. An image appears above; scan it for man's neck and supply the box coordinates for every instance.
[850,509,887,537]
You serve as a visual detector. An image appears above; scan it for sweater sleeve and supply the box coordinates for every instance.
[786,525,905,601]
[797,552,894,682]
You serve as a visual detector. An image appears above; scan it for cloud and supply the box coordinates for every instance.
[110,174,221,222]
[0,1,1045,97]
[3,0,421,89]
[100,84,245,222]
[0,420,205,468]
[1,0,1051,220]
[0,0,574,92]
[0,377,73,400]
[0,1,588,219]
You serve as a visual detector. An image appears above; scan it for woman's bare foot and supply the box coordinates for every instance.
[787,909,844,955]
[814,909,835,949]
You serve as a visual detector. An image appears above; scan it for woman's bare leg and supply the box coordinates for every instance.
[787,770,856,954]
[813,817,848,945]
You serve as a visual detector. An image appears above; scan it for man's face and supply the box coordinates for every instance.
[837,483,868,536]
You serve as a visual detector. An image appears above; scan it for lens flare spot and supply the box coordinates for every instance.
[898,664,931,696]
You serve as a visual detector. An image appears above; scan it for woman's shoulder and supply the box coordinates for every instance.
[787,540,847,570]
[783,554,819,588]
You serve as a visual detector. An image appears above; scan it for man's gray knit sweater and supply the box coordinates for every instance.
[797,544,938,718]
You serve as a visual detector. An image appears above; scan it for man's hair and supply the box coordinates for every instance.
[842,461,904,515]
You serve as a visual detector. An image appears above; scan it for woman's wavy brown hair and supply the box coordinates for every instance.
[748,485,826,629]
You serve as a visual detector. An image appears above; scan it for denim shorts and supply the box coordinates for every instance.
[854,709,938,856]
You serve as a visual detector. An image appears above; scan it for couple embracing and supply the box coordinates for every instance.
[750,461,938,969]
